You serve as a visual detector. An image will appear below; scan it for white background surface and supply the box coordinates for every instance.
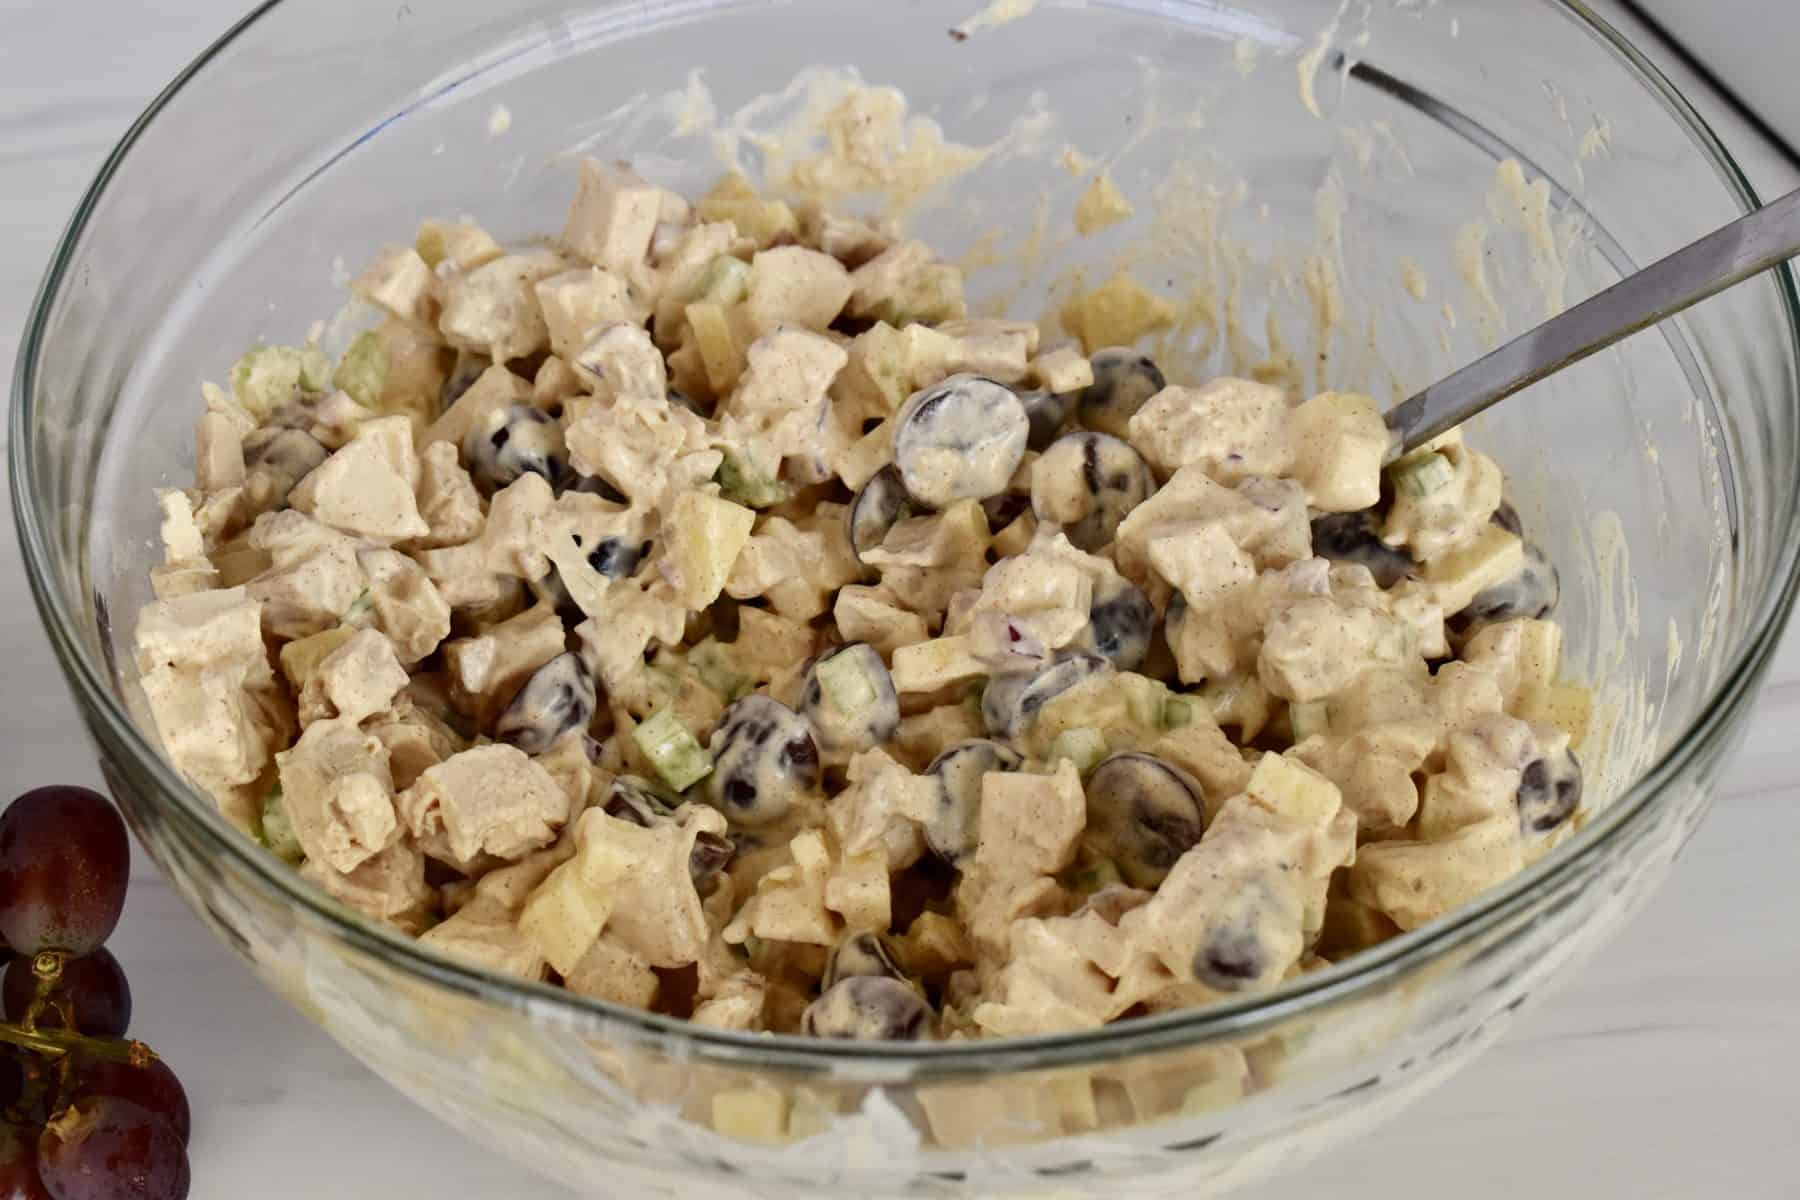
[1636,0,1800,158]
[4,2,1799,1197]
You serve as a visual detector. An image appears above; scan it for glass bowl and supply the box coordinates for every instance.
[12,0,1800,1195]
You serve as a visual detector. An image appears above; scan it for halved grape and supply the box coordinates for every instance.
[0,788,130,957]
[39,1098,188,1200]
[62,1058,190,1147]
[0,1123,50,1200]
[2,949,130,1038]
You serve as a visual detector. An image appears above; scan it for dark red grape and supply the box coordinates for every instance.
[0,1125,50,1200]
[61,1058,189,1147]
[38,1099,187,1200]
[2,951,130,1039]
[0,1055,22,1113]
[0,789,130,957]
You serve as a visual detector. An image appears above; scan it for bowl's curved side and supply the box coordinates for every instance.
[88,640,1731,1197]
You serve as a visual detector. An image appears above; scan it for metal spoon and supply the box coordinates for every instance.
[1384,185,1800,459]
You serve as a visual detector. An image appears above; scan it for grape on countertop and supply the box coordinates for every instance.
[0,787,190,1200]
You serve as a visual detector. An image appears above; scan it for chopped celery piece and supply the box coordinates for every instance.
[633,708,714,791]
[1049,727,1109,774]
[1123,675,1171,729]
[260,785,304,863]
[1162,696,1198,730]
[231,344,330,419]
[1289,700,1330,742]
[690,639,751,701]
[815,650,878,717]
[699,256,752,306]
[298,345,333,392]
[715,450,791,509]
[414,223,452,269]
[1390,451,1454,498]
[1068,854,1122,895]
[332,330,389,409]
[342,588,375,624]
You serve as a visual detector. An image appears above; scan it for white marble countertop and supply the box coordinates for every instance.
[5,2,1799,1197]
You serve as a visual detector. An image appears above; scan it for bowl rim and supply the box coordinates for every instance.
[11,0,1800,1078]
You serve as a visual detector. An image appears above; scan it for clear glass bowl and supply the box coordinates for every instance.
[11,1,1800,1195]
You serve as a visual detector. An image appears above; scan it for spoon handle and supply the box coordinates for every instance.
[1384,184,1800,458]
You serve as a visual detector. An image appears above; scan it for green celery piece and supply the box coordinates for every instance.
[260,785,304,863]
[633,709,714,791]
[332,330,389,409]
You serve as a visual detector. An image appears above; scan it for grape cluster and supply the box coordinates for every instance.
[0,788,190,1200]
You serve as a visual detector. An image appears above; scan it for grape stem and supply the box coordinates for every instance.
[0,1021,153,1065]
[24,949,64,1034]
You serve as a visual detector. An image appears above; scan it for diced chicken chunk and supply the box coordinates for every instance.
[139,665,274,795]
[438,249,566,364]
[302,840,433,930]
[416,218,504,272]
[562,159,665,274]
[933,319,1036,385]
[691,971,767,1031]
[574,582,689,702]
[724,829,840,948]
[399,744,568,866]
[1290,391,1388,513]
[845,240,966,326]
[244,510,366,640]
[563,391,720,510]
[410,440,486,550]
[134,585,265,673]
[715,328,848,478]
[195,411,248,493]
[353,245,438,325]
[1031,345,1093,395]
[288,416,429,543]
[562,933,660,1007]
[276,717,399,874]
[419,897,546,979]
[1384,440,1505,560]
[367,697,463,792]
[726,514,859,622]
[298,628,408,727]
[744,246,852,335]
[833,587,930,659]
[811,209,894,267]
[1128,378,1294,482]
[423,362,531,451]
[975,760,1086,878]
[582,804,726,967]
[417,473,557,606]
[535,267,646,361]
[356,548,451,665]
[569,320,665,399]
[442,601,565,726]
